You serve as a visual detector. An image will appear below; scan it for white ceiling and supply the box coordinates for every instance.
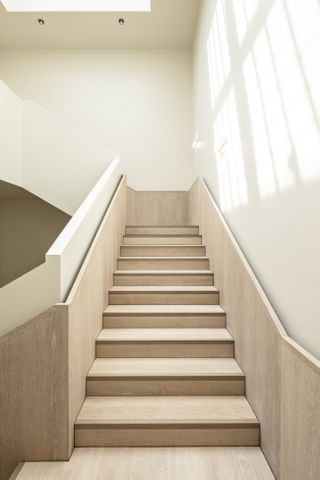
[0,0,201,49]
[1,0,151,13]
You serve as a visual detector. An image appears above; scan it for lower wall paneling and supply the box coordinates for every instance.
[188,178,320,480]
[0,305,69,480]
[280,338,320,480]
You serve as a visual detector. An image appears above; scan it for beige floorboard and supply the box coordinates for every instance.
[15,447,275,480]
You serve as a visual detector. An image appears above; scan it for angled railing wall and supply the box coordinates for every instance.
[188,177,320,480]
[0,158,121,337]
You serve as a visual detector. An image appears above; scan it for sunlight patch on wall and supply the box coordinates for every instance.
[242,0,320,197]
[206,0,230,107]
[243,53,277,197]
[214,88,248,212]
[203,0,320,207]
[252,27,295,191]
[267,0,320,181]
[232,0,259,46]
[192,134,206,153]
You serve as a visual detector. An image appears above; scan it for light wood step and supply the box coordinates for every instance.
[103,304,226,328]
[125,226,199,235]
[87,358,245,396]
[108,286,219,305]
[120,245,206,257]
[96,328,233,358]
[113,270,214,286]
[124,235,202,245]
[117,257,210,271]
[75,396,259,447]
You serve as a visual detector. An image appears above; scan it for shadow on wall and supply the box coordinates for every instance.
[197,0,320,212]
[0,181,70,287]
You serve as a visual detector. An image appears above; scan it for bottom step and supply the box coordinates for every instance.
[75,396,259,447]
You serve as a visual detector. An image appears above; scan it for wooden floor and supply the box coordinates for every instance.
[14,447,275,480]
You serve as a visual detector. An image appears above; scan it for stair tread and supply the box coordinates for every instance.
[110,286,218,293]
[76,396,258,424]
[97,328,232,342]
[126,225,199,228]
[119,256,209,260]
[114,270,213,275]
[124,234,201,237]
[104,304,225,314]
[121,245,204,247]
[88,358,243,377]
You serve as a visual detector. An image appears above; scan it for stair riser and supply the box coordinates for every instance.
[124,236,202,245]
[113,274,214,286]
[75,425,259,447]
[118,259,209,270]
[120,246,206,257]
[96,342,233,358]
[103,315,226,328]
[125,227,199,235]
[87,378,245,396]
[109,292,219,305]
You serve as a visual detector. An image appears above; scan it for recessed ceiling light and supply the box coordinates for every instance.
[118,18,125,26]
[37,18,45,25]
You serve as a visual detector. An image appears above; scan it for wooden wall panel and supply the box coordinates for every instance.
[127,187,188,225]
[188,178,320,480]
[281,339,320,480]
[0,305,69,480]
[66,176,127,453]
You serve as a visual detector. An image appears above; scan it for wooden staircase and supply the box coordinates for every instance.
[75,225,260,447]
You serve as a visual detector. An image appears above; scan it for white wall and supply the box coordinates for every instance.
[0,80,22,185]
[0,80,118,215]
[193,0,320,359]
[0,49,193,190]
[22,101,116,214]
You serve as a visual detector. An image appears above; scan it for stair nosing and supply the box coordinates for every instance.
[75,419,259,427]
[109,286,218,293]
[114,270,213,275]
[118,256,209,260]
[96,328,233,343]
[87,374,244,380]
[125,225,199,228]
[124,234,202,238]
[97,339,233,344]
[121,245,205,247]
[87,358,244,379]
[103,305,225,316]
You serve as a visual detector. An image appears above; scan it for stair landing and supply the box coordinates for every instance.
[12,447,275,480]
